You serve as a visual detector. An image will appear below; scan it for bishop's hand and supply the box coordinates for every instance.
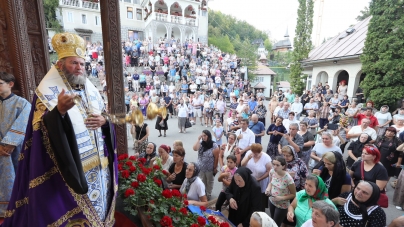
[57,89,77,116]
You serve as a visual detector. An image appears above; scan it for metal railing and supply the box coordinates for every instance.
[60,0,99,10]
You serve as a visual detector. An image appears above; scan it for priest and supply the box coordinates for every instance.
[2,33,118,227]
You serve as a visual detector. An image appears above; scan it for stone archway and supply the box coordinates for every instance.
[184,27,194,41]
[316,71,328,85]
[334,70,349,91]
[155,23,168,40]
[171,26,182,42]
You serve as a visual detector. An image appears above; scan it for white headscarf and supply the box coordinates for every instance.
[253,212,278,227]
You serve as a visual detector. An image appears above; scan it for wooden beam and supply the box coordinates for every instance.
[100,0,128,155]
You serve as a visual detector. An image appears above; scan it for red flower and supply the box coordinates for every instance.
[153,164,160,170]
[162,170,169,175]
[142,167,151,175]
[171,189,181,198]
[162,189,173,198]
[183,200,189,205]
[183,193,188,199]
[150,200,155,204]
[200,206,206,211]
[197,216,206,226]
[129,155,136,160]
[170,206,177,212]
[139,157,147,164]
[121,170,130,179]
[138,163,144,168]
[131,181,139,188]
[126,161,133,166]
[118,164,123,171]
[179,207,188,215]
[154,179,162,186]
[124,188,135,197]
[208,216,218,225]
[137,174,147,182]
[190,224,199,227]
[219,223,230,227]
[118,154,128,161]
[129,166,136,172]
[160,215,172,226]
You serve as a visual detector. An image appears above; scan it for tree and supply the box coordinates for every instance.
[43,0,63,32]
[208,35,235,54]
[289,0,314,95]
[236,39,258,81]
[360,0,404,109]
[264,39,272,52]
[356,6,370,21]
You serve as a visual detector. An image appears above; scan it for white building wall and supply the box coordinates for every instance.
[198,10,208,43]
[250,75,272,98]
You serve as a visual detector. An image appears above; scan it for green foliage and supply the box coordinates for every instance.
[236,39,258,81]
[208,35,235,54]
[360,0,404,108]
[356,6,371,21]
[43,0,63,32]
[264,39,272,52]
[290,0,314,95]
[272,51,293,67]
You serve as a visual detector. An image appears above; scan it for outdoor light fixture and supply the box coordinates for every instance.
[333,60,338,64]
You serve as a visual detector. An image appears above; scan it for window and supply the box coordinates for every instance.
[254,77,264,83]
[95,16,100,26]
[67,12,73,22]
[202,10,207,16]
[136,9,142,20]
[124,0,131,2]
[133,0,140,4]
[81,14,87,24]
[127,7,133,19]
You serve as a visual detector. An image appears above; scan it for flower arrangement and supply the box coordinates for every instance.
[118,154,232,227]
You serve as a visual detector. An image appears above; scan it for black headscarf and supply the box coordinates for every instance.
[346,133,372,167]
[352,181,380,226]
[317,151,347,199]
[142,142,157,166]
[200,130,214,153]
[185,162,200,193]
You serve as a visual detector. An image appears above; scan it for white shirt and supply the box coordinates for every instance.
[180,177,205,201]
[348,125,377,141]
[301,219,313,227]
[291,102,303,115]
[177,104,189,117]
[235,128,255,150]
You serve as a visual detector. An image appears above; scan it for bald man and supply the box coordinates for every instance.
[249,114,266,144]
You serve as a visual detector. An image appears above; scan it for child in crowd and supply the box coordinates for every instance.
[212,119,224,146]
[215,155,238,211]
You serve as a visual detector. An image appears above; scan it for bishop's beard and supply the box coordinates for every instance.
[62,65,86,85]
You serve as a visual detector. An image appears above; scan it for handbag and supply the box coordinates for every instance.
[361,161,388,208]
[185,118,192,128]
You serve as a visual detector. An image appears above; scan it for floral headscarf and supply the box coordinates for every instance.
[184,162,200,194]
[300,175,329,202]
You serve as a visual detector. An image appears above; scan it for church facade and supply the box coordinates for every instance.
[54,0,209,44]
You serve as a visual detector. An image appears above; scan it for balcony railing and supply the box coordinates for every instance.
[60,0,100,11]
[156,13,168,22]
[185,18,196,26]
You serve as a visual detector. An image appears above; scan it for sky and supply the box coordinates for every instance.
[208,0,370,47]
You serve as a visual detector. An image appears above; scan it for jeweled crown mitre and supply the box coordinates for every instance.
[52,33,86,60]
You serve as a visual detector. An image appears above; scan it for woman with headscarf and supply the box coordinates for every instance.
[334,181,386,227]
[374,105,392,136]
[286,174,336,227]
[139,142,157,166]
[180,162,208,206]
[346,133,371,168]
[250,212,278,227]
[193,130,220,200]
[281,145,309,191]
[153,144,173,171]
[312,151,352,200]
[226,167,263,227]
[375,127,402,179]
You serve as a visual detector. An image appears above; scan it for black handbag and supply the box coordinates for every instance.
[185,118,192,128]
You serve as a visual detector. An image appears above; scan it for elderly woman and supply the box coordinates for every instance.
[266,116,287,159]
[281,145,309,191]
[335,181,386,227]
[250,212,278,227]
[301,201,340,227]
[375,127,402,179]
[374,105,392,136]
[219,133,239,167]
[139,142,157,166]
[226,167,263,227]
[349,145,388,190]
[166,147,187,189]
[287,174,336,227]
[302,111,318,135]
[193,130,220,200]
[329,94,340,112]
[153,144,173,171]
[256,101,268,126]
[346,133,371,168]
[313,151,352,200]
[180,162,208,207]
[310,132,342,169]
[241,143,272,211]
[229,96,239,117]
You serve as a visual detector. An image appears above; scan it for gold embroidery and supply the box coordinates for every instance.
[33,99,47,131]
[24,137,33,150]
[65,218,90,227]
[4,209,15,218]
[18,153,24,161]
[82,156,109,173]
[29,167,58,189]
[15,197,29,208]
[47,206,82,227]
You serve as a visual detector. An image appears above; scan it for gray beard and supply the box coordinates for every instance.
[63,66,86,85]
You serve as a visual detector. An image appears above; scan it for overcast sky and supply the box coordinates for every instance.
[208,0,370,47]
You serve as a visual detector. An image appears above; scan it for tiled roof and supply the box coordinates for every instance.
[272,38,292,50]
[254,82,267,89]
[254,63,276,75]
[303,16,371,63]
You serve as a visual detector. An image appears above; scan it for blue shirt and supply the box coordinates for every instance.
[132,74,139,80]
[248,121,265,144]
[266,124,287,144]
[248,100,257,112]
[139,74,146,82]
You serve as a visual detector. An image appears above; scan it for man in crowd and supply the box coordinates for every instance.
[236,119,255,160]
[277,123,304,159]
[354,107,379,129]
[347,118,377,143]
[0,73,31,218]
[2,33,117,226]
[192,92,204,125]
[277,102,291,119]
[304,98,319,114]
[291,97,303,120]
[249,114,266,144]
